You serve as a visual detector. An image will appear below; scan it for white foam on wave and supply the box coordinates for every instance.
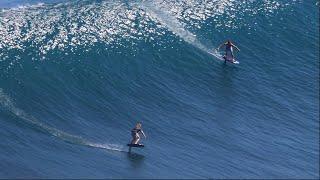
[151,0,286,28]
[86,142,126,152]
[0,88,125,152]
[0,0,291,65]
[139,0,222,59]
[0,1,168,64]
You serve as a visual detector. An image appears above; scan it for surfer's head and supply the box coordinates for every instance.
[227,40,231,44]
[135,122,142,129]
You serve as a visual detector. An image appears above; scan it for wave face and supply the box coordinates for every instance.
[0,0,319,178]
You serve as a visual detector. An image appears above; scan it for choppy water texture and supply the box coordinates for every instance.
[0,0,319,178]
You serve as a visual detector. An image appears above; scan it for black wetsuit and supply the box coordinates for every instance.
[225,44,234,57]
[131,128,141,138]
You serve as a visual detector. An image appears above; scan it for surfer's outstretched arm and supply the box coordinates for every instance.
[141,130,146,138]
[233,45,240,51]
[217,42,226,50]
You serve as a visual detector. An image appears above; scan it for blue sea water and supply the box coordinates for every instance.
[0,0,319,178]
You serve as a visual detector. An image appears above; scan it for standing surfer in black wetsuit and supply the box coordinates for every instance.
[217,40,240,62]
[130,122,146,144]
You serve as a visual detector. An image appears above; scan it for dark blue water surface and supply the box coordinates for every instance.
[0,0,319,178]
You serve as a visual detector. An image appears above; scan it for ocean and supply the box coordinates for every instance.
[0,0,319,178]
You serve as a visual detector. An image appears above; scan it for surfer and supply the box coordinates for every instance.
[217,40,240,62]
[130,122,146,144]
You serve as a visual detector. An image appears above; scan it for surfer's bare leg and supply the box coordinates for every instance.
[134,136,140,144]
[131,133,140,144]
[130,135,134,144]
